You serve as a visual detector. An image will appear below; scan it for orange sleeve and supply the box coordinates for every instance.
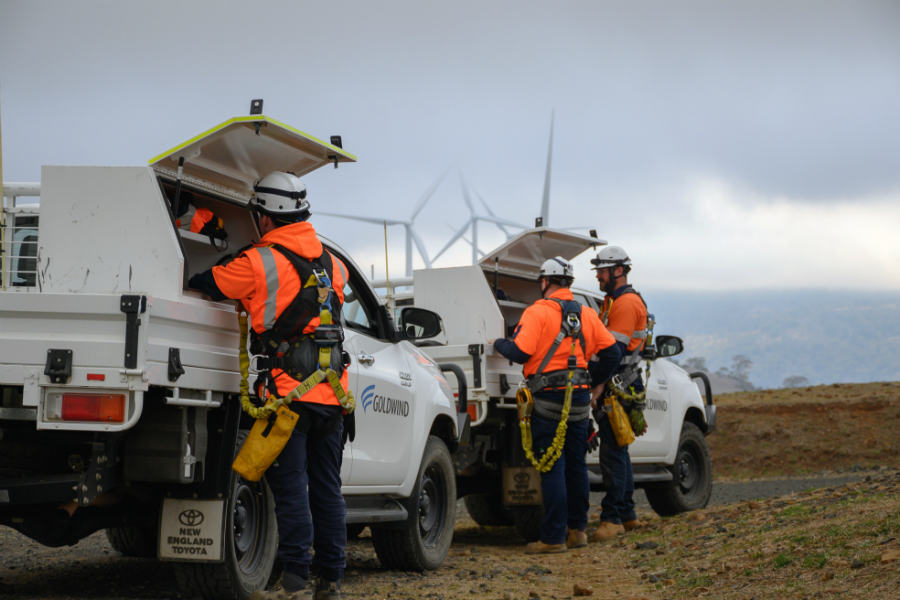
[606,295,641,338]
[512,303,546,356]
[211,255,256,301]
[584,308,617,357]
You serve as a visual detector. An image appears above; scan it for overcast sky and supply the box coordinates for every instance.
[2,0,899,291]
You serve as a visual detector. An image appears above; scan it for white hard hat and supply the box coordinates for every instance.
[250,172,310,220]
[540,256,575,280]
[591,246,631,270]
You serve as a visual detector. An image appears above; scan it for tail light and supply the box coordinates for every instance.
[61,394,126,422]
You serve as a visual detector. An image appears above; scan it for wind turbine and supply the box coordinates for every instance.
[432,175,526,265]
[317,165,452,277]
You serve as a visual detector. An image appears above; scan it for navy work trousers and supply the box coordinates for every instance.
[530,407,590,545]
[264,412,346,582]
[597,414,637,525]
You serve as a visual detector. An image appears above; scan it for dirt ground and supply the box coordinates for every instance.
[1,382,898,599]
[708,382,900,480]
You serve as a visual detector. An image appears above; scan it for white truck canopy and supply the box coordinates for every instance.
[478,227,606,279]
[149,116,357,202]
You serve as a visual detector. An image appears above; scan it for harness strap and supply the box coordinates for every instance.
[532,396,591,422]
[529,298,587,392]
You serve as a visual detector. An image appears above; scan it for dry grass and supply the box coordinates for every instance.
[708,382,900,480]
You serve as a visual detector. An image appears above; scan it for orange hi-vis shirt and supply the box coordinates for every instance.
[600,288,648,353]
[211,221,349,405]
[513,288,617,378]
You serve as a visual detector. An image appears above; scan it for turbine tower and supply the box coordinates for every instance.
[540,109,554,227]
[317,165,451,277]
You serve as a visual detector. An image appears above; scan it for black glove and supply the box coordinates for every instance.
[342,410,356,446]
[586,421,600,453]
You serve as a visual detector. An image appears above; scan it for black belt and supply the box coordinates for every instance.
[527,368,591,393]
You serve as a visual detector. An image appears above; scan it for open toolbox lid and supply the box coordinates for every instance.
[149,116,356,202]
[478,227,606,279]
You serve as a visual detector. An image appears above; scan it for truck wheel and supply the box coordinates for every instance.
[645,422,713,516]
[347,523,366,538]
[464,494,514,527]
[173,431,278,600]
[371,436,456,571]
[510,505,543,542]
[105,525,157,558]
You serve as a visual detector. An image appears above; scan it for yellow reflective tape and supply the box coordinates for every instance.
[148,115,358,165]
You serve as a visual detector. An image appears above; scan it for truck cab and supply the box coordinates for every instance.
[379,227,716,540]
[0,115,463,600]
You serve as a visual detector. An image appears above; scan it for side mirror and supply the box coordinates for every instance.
[655,335,684,358]
[398,307,444,340]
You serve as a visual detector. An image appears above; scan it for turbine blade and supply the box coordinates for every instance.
[540,109,554,226]
[409,227,432,269]
[458,173,476,214]
[409,163,453,222]
[473,188,510,236]
[446,223,486,256]
[475,214,527,228]
[432,218,473,262]
[316,212,406,226]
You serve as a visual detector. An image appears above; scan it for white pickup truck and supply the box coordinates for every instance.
[377,228,717,541]
[0,115,470,599]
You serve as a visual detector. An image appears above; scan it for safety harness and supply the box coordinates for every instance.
[516,299,589,473]
[237,245,355,420]
[599,287,654,438]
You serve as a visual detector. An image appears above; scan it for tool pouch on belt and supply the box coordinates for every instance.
[604,395,636,447]
[233,404,298,482]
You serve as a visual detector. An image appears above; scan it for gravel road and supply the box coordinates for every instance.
[0,473,873,599]
[616,473,868,514]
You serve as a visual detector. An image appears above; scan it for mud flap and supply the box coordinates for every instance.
[502,467,542,506]
[158,498,226,563]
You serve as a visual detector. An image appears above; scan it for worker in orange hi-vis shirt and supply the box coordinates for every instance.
[188,172,349,600]
[490,257,621,555]
[589,246,649,543]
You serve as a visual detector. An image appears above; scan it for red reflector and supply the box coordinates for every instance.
[62,394,125,422]
[86,373,105,381]
[467,404,477,420]
[453,392,459,397]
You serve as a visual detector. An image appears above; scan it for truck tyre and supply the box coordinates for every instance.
[372,436,455,571]
[464,494,514,527]
[105,525,157,558]
[645,422,713,516]
[346,523,366,538]
[173,431,278,600]
[510,505,543,543]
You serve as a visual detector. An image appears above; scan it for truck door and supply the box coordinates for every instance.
[338,271,415,487]
[629,363,673,460]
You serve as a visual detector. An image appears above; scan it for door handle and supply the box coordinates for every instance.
[357,353,375,366]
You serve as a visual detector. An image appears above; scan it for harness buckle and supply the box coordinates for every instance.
[610,374,624,389]
[249,354,268,374]
[314,323,343,347]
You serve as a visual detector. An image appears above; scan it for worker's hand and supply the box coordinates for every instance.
[590,383,605,409]
[586,422,600,453]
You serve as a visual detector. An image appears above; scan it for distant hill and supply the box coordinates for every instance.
[642,289,900,390]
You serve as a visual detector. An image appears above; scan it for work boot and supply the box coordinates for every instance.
[524,540,567,554]
[623,518,642,531]
[566,528,588,549]
[314,576,342,600]
[250,573,312,600]
[589,521,625,542]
